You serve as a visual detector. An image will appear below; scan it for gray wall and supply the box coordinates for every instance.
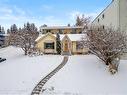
[119,0,127,32]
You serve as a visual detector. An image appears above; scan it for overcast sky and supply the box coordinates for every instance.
[0,0,111,29]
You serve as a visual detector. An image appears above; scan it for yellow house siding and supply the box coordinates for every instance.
[63,29,72,34]
[51,29,58,34]
[72,41,89,54]
[71,41,76,53]
[61,35,72,54]
[50,29,72,34]
[62,40,71,51]
[36,33,88,55]
[41,28,83,34]
[77,28,82,33]
[36,34,56,53]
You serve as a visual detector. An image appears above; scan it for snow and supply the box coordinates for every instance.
[36,33,85,42]
[60,34,85,41]
[0,46,63,95]
[40,26,83,30]
[35,34,45,42]
[0,46,127,95]
[43,55,127,95]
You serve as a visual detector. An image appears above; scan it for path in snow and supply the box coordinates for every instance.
[31,56,69,95]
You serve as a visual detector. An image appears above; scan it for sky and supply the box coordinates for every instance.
[0,0,111,29]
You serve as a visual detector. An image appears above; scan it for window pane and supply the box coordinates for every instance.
[44,42,54,49]
[76,42,83,50]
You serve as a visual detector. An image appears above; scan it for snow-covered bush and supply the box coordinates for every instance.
[28,47,43,57]
[82,27,127,74]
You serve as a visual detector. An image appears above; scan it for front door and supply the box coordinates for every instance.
[64,40,69,52]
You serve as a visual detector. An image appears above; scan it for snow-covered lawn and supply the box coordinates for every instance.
[0,46,127,95]
[0,46,63,95]
[43,56,127,95]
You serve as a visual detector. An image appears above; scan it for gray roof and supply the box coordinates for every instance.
[40,26,83,30]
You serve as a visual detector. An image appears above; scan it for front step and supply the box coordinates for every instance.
[62,52,71,56]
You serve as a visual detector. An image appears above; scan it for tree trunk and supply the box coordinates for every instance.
[25,48,27,55]
[25,50,27,55]
[108,63,118,75]
[106,58,111,66]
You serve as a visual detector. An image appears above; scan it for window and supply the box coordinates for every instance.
[76,42,83,50]
[102,14,104,19]
[41,29,45,34]
[71,29,77,34]
[98,18,100,23]
[102,25,105,29]
[46,29,51,33]
[59,29,64,34]
[44,42,54,49]
[78,31,82,34]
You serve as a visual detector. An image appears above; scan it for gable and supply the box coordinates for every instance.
[36,33,56,43]
[62,35,71,42]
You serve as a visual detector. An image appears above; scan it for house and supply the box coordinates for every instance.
[40,26,83,34]
[35,33,89,55]
[92,0,127,32]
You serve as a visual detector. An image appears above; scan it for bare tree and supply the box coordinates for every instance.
[82,27,127,74]
[42,24,47,27]
[75,14,91,29]
[8,22,39,55]
[0,25,5,34]
[7,24,19,46]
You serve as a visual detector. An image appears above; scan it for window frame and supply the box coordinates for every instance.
[76,41,83,50]
[44,42,55,49]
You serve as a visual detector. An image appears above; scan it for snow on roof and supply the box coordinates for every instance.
[35,34,45,42]
[60,34,85,41]
[40,26,83,30]
[35,34,86,42]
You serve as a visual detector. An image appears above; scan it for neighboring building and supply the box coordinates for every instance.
[0,34,5,47]
[40,26,83,34]
[0,34,8,47]
[35,33,89,55]
[0,26,6,47]
[92,0,127,32]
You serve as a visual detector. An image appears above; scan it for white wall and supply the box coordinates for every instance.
[92,0,119,30]
[120,0,127,32]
